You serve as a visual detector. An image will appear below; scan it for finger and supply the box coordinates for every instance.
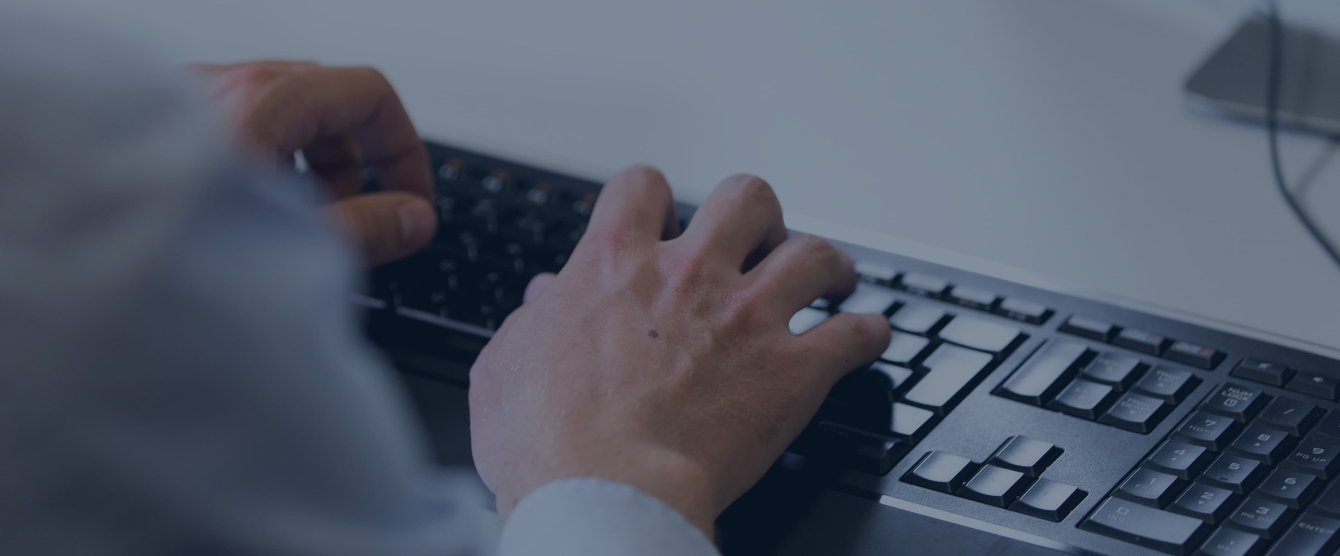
[585,165,676,242]
[748,233,858,316]
[233,65,432,201]
[523,273,557,304]
[677,174,787,268]
[190,61,319,100]
[323,192,437,266]
[302,136,364,199]
[793,312,891,385]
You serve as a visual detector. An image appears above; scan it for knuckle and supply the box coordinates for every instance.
[792,233,841,265]
[615,164,667,185]
[352,65,389,85]
[231,66,287,90]
[720,174,777,205]
[669,247,716,289]
[607,165,670,199]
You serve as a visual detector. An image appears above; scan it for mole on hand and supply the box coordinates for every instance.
[647,330,659,339]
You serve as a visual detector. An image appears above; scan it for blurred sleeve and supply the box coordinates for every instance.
[500,478,719,556]
[0,13,498,556]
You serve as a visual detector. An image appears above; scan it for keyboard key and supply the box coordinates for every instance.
[1135,366,1201,403]
[947,285,997,311]
[1203,384,1270,423]
[869,362,916,395]
[1200,454,1267,495]
[1081,497,1210,554]
[1284,437,1340,479]
[804,422,910,476]
[1144,440,1210,480]
[1175,411,1245,451]
[888,304,948,335]
[1166,341,1226,370]
[1059,316,1116,342]
[887,403,936,443]
[1048,379,1116,420]
[1114,327,1172,356]
[1313,412,1340,443]
[879,331,931,366]
[1229,497,1295,539]
[788,307,829,334]
[837,283,900,315]
[1117,467,1186,508]
[1080,352,1147,391]
[1230,424,1296,464]
[853,260,898,284]
[897,272,949,298]
[996,340,1093,405]
[1287,371,1340,401]
[1010,479,1085,522]
[1171,482,1238,524]
[936,317,1025,357]
[1258,467,1320,509]
[996,297,1052,325]
[1266,512,1340,556]
[957,464,1029,507]
[1259,397,1323,437]
[1099,392,1171,434]
[903,344,993,415]
[1197,527,1264,556]
[989,436,1063,477]
[1232,359,1294,387]
[902,451,976,493]
[1314,482,1340,517]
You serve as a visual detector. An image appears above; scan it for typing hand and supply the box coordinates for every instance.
[469,167,892,537]
[193,61,436,266]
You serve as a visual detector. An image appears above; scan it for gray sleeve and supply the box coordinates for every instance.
[0,14,496,556]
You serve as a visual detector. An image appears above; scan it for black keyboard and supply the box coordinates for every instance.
[364,140,1340,556]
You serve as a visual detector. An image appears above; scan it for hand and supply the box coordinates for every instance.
[469,167,891,536]
[193,61,437,266]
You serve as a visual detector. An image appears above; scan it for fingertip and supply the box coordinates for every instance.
[395,196,437,249]
[803,311,892,381]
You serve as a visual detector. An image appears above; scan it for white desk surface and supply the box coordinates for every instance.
[17,0,1340,352]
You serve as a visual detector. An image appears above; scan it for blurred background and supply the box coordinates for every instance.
[9,0,1340,349]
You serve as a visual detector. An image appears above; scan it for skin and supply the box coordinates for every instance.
[194,61,439,266]
[203,61,893,541]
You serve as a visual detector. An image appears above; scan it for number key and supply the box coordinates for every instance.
[1199,454,1266,495]
[1143,440,1209,480]
[1228,497,1295,539]
[1116,468,1185,508]
[1258,467,1320,509]
[1284,437,1340,479]
[1171,482,1238,524]
[1173,411,1244,451]
[1228,424,1295,464]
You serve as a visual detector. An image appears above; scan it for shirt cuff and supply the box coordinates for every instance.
[498,478,719,556]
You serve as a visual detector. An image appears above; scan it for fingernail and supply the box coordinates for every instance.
[397,200,436,245]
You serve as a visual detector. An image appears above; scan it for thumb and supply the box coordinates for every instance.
[523,272,557,304]
[324,192,437,266]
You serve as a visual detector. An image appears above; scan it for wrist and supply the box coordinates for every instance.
[494,445,719,540]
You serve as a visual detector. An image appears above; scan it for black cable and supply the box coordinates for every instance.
[1263,0,1340,271]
